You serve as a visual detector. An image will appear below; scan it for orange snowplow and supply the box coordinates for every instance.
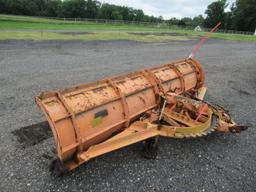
[35,58,247,174]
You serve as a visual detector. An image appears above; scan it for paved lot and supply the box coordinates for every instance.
[0,39,255,192]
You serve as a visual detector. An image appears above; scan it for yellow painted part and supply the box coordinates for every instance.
[162,107,213,137]
[197,86,207,100]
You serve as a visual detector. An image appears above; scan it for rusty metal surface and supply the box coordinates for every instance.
[35,56,248,173]
[36,58,205,169]
[73,93,245,166]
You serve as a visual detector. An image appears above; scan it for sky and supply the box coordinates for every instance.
[100,0,236,19]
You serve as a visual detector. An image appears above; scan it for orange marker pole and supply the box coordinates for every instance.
[189,22,221,59]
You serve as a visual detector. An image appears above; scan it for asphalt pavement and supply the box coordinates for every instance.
[0,39,255,192]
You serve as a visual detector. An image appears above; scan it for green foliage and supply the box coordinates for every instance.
[167,18,180,26]
[0,0,39,16]
[59,0,87,18]
[0,0,255,32]
[85,0,100,18]
[167,16,204,27]
[232,0,256,32]
[204,0,227,28]
[45,0,62,17]
[0,0,160,22]
[192,15,204,27]
[204,0,256,32]
[180,17,193,26]
[97,3,149,21]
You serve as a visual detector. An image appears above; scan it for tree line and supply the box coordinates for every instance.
[204,0,255,32]
[0,0,163,22]
[0,0,255,32]
[167,0,255,32]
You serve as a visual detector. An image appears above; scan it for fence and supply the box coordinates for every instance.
[3,14,255,36]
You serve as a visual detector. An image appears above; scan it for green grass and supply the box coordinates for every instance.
[0,14,68,23]
[0,31,191,42]
[211,32,256,41]
[0,19,196,34]
[0,14,255,42]
[0,14,192,32]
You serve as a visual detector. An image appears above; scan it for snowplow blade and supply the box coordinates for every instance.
[35,58,205,171]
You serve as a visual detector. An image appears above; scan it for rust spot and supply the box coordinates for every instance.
[92,86,106,93]
[138,95,146,105]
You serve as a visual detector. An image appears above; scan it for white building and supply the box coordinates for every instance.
[194,25,202,32]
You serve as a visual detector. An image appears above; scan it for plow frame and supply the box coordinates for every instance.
[35,58,247,173]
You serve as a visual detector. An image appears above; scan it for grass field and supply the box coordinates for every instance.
[0,31,192,42]
[0,14,255,42]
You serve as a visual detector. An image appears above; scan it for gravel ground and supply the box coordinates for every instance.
[0,39,255,192]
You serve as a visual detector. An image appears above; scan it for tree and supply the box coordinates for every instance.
[6,0,39,15]
[232,0,256,32]
[181,17,193,26]
[192,15,204,27]
[58,0,88,18]
[0,0,165,23]
[119,6,129,20]
[167,17,180,25]
[97,3,113,19]
[97,3,148,21]
[0,0,8,13]
[45,0,62,17]
[204,0,227,29]
[34,0,47,16]
[133,9,144,21]
[84,0,100,18]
